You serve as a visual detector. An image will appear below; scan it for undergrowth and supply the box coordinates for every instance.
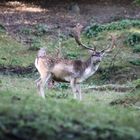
[0,32,36,67]
[85,20,140,37]
[125,32,140,55]
[0,24,6,33]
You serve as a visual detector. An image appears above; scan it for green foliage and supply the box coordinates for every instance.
[85,20,140,37]
[0,33,36,67]
[1,17,140,140]
[125,32,140,54]
[66,52,79,59]
[134,0,140,4]
[0,112,139,140]
[10,58,22,66]
[0,74,140,140]
[132,79,140,88]
[85,23,102,37]
[0,24,6,33]
[34,24,48,36]
[20,24,48,36]
[133,44,140,53]
[129,59,140,66]
[125,32,140,46]
[29,37,42,50]
[58,83,69,89]
[20,27,32,35]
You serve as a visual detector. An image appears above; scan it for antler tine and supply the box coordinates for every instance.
[73,23,96,51]
[102,34,116,53]
[37,48,47,57]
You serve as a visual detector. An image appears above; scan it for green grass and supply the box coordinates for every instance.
[0,75,140,140]
[0,23,140,71]
[133,44,140,53]
[0,33,36,67]
[0,20,140,139]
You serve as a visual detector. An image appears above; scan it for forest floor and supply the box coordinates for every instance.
[0,1,140,42]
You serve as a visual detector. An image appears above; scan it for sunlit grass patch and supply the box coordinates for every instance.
[0,33,36,67]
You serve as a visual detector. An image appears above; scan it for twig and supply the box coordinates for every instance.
[83,84,134,92]
[103,39,122,77]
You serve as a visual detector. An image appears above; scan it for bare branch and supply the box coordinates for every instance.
[37,48,47,58]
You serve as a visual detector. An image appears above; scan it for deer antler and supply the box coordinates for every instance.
[37,48,47,58]
[72,23,96,51]
[102,35,116,53]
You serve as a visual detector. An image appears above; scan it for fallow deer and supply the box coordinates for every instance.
[35,23,116,100]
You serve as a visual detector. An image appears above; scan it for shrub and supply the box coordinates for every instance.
[134,0,140,4]
[0,24,6,32]
[20,24,48,36]
[125,32,140,53]
[133,44,140,53]
[20,28,32,35]
[85,23,103,37]
[126,33,140,46]
[129,59,140,66]
[29,38,42,51]
[132,79,140,89]
[34,24,48,36]
[85,20,140,38]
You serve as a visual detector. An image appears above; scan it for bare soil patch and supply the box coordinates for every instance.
[0,1,139,42]
[0,64,34,75]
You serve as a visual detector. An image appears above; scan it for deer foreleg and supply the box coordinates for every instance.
[70,78,78,99]
[76,84,82,100]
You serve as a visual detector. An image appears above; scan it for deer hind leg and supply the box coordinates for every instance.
[36,73,52,98]
[35,77,55,89]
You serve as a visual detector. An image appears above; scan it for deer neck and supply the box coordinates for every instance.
[85,57,101,71]
[80,56,101,82]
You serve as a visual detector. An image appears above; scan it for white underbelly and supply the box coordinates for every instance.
[77,67,97,83]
